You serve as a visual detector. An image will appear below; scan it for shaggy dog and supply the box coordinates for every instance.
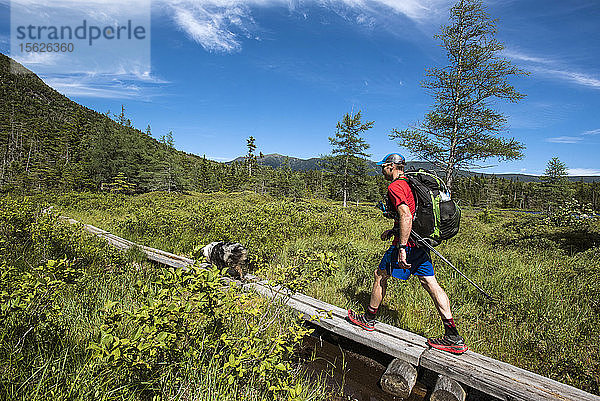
[201,241,247,279]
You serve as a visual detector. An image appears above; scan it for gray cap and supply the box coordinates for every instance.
[376,153,405,165]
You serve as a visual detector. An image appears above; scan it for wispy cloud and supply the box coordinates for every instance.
[7,0,163,99]
[502,50,552,64]
[546,136,583,144]
[12,52,64,67]
[504,49,600,90]
[582,128,600,136]
[158,0,450,53]
[567,168,600,176]
[546,128,600,144]
[169,3,253,53]
[41,72,168,100]
[531,67,600,90]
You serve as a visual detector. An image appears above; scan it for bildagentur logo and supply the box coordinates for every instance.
[15,19,147,46]
[10,0,151,76]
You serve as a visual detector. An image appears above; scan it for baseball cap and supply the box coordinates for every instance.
[376,153,405,165]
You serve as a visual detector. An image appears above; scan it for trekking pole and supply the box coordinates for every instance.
[410,231,496,301]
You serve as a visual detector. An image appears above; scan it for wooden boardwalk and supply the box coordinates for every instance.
[64,217,600,401]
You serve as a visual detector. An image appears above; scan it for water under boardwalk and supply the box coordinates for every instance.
[299,326,428,401]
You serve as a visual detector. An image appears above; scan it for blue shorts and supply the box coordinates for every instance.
[378,245,434,280]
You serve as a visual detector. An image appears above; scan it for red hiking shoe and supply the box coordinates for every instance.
[427,335,468,354]
[347,309,375,331]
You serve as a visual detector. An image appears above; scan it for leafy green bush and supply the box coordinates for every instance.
[546,198,597,228]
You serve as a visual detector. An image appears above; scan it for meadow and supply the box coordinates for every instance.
[2,190,599,399]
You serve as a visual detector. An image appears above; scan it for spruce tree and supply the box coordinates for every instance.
[326,111,373,207]
[541,156,571,213]
[391,0,526,191]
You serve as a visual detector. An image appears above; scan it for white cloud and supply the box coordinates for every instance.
[583,128,600,136]
[567,168,600,176]
[170,4,246,52]
[333,0,447,21]
[41,73,165,100]
[504,49,600,90]
[536,68,600,90]
[158,0,450,53]
[502,50,552,64]
[546,136,583,144]
[545,128,600,144]
[11,51,64,66]
[10,0,150,16]
[9,0,451,55]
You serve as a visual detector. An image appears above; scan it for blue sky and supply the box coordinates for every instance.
[1,0,599,175]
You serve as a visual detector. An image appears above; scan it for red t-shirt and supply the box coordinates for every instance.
[387,178,416,246]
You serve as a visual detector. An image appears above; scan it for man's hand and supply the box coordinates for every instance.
[380,229,394,241]
[398,248,411,269]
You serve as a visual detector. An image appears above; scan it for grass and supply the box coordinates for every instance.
[7,190,600,396]
[0,194,330,401]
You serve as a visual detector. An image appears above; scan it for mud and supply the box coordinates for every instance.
[299,326,428,401]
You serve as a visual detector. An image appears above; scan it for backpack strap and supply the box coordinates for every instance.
[393,176,409,183]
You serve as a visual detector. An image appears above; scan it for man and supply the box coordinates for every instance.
[347,153,468,354]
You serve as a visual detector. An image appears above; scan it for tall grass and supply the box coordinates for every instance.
[0,195,329,400]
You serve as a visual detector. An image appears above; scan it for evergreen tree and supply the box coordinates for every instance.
[391,0,526,191]
[153,131,179,192]
[108,172,136,194]
[246,136,257,177]
[326,111,373,207]
[541,156,571,212]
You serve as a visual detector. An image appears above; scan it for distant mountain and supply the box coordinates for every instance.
[229,154,600,182]
[229,153,437,176]
[230,153,324,171]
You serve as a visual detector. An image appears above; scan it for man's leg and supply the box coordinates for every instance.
[417,275,451,319]
[369,267,389,313]
[348,268,389,331]
[418,275,467,354]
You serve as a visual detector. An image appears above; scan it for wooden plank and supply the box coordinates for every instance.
[289,292,428,348]
[73,220,195,268]
[421,349,600,401]
[247,281,425,366]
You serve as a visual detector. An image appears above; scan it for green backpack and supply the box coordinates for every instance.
[382,169,461,246]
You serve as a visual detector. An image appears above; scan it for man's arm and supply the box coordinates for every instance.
[397,203,412,245]
[397,203,412,268]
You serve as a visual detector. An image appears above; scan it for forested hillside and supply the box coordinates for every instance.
[0,53,227,193]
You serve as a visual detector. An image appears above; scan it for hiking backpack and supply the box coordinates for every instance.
[383,169,461,246]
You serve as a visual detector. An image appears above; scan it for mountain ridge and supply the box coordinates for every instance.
[229,153,600,182]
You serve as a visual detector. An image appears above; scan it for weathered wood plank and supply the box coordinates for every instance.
[289,292,428,347]
[247,281,425,365]
[421,348,600,401]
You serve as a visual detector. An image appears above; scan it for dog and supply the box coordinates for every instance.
[201,241,247,279]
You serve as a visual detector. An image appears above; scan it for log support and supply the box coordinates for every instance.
[431,374,466,401]
[380,358,418,399]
